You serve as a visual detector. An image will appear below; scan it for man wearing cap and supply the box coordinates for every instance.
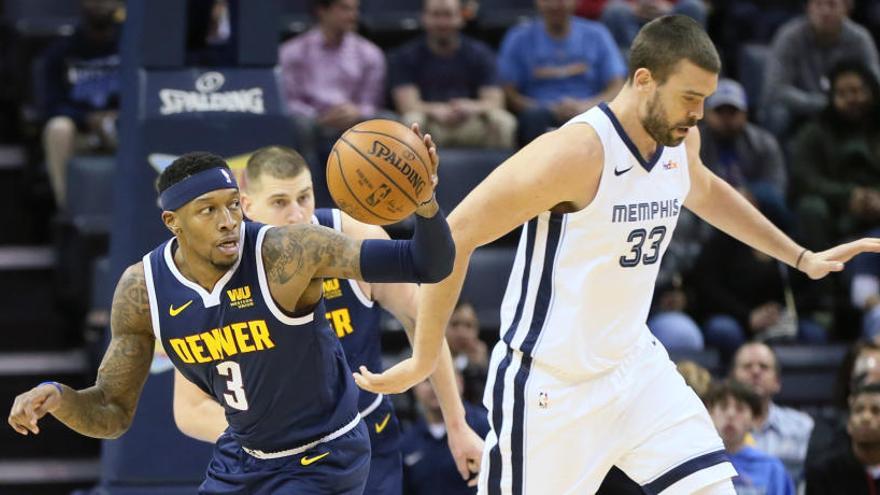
[7,140,456,494]
[699,78,791,231]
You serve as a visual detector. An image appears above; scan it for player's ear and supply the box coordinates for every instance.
[162,210,181,236]
[240,192,253,216]
[633,68,655,93]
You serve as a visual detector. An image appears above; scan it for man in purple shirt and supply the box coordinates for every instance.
[279,0,387,172]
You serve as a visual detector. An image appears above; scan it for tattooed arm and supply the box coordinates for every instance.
[8,263,155,439]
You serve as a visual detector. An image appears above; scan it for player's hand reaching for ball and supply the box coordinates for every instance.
[410,123,441,218]
[8,382,63,435]
[798,237,880,280]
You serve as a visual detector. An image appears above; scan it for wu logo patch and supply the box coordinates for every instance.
[323,278,342,299]
[227,286,254,309]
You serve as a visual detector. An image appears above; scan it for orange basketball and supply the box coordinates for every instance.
[326,119,434,225]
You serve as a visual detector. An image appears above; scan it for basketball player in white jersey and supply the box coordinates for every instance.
[354,16,880,494]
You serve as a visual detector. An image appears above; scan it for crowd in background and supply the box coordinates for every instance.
[20,0,880,493]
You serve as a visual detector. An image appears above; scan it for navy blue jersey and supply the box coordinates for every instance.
[143,221,359,453]
[314,209,384,411]
[314,209,402,461]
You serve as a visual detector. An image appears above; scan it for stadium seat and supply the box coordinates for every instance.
[772,344,848,409]
[278,0,312,37]
[360,0,421,34]
[3,0,80,37]
[737,43,770,117]
[65,155,115,236]
[461,246,516,332]
[436,148,512,212]
[476,0,535,31]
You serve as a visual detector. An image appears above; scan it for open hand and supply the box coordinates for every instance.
[799,238,880,280]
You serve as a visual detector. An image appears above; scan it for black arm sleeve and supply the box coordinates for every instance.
[359,210,455,284]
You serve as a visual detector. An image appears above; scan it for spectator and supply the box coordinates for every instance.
[761,0,880,136]
[699,78,791,231]
[732,342,815,481]
[852,246,880,340]
[445,300,488,404]
[401,373,489,495]
[279,0,387,160]
[498,0,626,145]
[790,60,880,252]
[390,0,516,149]
[805,383,880,495]
[42,0,122,209]
[600,0,708,51]
[693,226,828,356]
[706,380,796,495]
[806,339,880,473]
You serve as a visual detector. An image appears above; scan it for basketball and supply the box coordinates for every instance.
[326,119,434,225]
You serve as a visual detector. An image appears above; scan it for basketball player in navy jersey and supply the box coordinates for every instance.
[172,145,484,493]
[356,16,880,495]
[8,130,455,494]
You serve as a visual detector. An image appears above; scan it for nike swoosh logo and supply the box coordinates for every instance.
[374,413,391,434]
[614,165,634,176]
[300,452,330,466]
[169,300,193,317]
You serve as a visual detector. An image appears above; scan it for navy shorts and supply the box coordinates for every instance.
[199,421,371,495]
[363,396,403,495]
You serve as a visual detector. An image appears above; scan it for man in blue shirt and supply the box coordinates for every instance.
[707,380,795,495]
[390,0,516,148]
[497,0,626,145]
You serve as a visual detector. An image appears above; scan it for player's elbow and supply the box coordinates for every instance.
[417,240,455,283]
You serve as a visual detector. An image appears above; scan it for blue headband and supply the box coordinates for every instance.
[159,167,238,211]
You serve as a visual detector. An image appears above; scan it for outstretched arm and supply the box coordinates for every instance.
[684,127,880,279]
[354,124,603,393]
[8,264,155,439]
[347,211,483,484]
[173,369,227,443]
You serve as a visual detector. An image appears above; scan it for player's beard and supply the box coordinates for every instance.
[642,93,696,147]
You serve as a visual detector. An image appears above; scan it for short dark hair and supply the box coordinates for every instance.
[312,0,341,12]
[156,152,230,194]
[731,342,781,378]
[705,380,762,417]
[244,146,310,191]
[851,382,880,402]
[627,15,721,84]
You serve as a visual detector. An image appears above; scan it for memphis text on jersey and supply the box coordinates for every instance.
[611,199,680,223]
[168,319,275,364]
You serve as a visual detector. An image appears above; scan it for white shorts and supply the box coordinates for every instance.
[479,334,736,495]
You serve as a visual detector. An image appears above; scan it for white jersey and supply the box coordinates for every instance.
[498,103,690,379]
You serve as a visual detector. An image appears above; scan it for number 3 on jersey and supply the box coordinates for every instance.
[619,226,667,267]
[216,361,249,410]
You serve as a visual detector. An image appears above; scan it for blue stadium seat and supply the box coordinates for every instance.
[461,246,516,332]
[476,0,535,31]
[278,0,312,36]
[738,43,770,116]
[772,344,848,370]
[668,348,723,377]
[65,155,115,236]
[3,0,80,37]
[772,344,848,408]
[360,0,421,34]
[90,256,112,312]
[436,148,512,212]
